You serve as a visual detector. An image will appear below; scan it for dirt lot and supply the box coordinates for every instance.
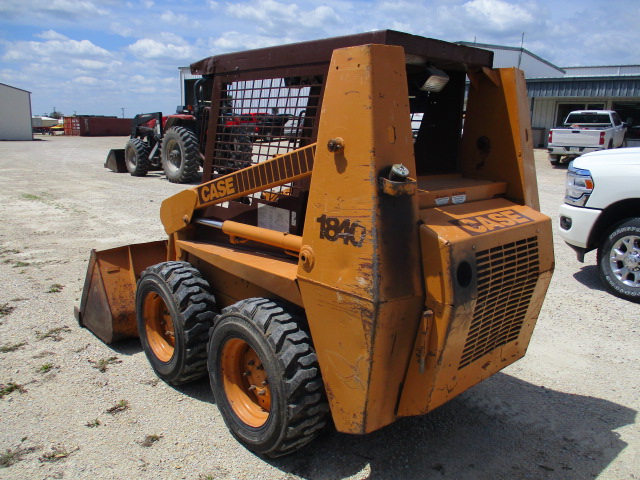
[0,135,637,480]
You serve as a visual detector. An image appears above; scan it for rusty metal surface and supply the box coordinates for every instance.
[64,116,131,137]
[190,30,493,75]
[77,241,167,343]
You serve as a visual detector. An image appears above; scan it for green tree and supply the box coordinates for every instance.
[49,107,63,119]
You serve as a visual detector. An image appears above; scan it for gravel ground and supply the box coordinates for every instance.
[0,135,637,480]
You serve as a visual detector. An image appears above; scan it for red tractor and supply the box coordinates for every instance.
[117,112,200,183]
[106,76,215,183]
[105,76,293,183]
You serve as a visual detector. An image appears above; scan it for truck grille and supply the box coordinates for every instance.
[458,237,539,369]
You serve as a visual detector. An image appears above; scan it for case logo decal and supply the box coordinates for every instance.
[452,209,534,235]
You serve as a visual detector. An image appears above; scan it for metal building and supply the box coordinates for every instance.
[458,42,640,147]
[0,83,33,141]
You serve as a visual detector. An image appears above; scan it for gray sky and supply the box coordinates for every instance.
[1,0,638,117]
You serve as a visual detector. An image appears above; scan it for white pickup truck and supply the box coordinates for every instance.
[548,110,627,165]
[558,147,640,302]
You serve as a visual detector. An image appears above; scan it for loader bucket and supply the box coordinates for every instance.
[75,240,167,343]
[105,148,127,173]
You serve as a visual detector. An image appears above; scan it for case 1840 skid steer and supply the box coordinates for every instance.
[76,31,554,457]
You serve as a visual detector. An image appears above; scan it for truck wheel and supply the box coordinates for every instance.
[608,139,614,149]
[208,298,328,457]
[161,126,199,183]
[549,154,561,165]
[597,218,640,303]
[125,138,151,176]
[136,261,217,384]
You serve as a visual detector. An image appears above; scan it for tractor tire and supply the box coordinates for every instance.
[125,138,151,176]
[597,218,640,303]
[208,298,328,457]
[216,126,254,174]
[161,126,200,184]
[136,261,217,384]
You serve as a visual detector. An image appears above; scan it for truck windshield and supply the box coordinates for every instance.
[565,113,611,126]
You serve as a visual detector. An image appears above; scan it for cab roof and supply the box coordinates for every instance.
[190,30,493,76]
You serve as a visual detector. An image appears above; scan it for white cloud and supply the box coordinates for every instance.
[2,37,113,62]
[73,59,121,70]
[73,76,99,85]
[226,0,343,36]
[0,0,108,20]
[462,0,536,32]
[35,30,68,41]
[209,31,284,52]
[428,0,548,47]
[160,10,188,23]
[128,36,195,61]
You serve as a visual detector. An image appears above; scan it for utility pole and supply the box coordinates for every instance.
[121,108,125,118]
[517,32,525,69]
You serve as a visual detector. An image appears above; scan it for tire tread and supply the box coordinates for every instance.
[140,261,217,384]
[218,297,328,456]
[161,126,200,183]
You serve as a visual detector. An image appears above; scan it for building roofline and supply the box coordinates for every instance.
[0,82,31,94]
[456,41,565,73]
[527,75,640,82]
[563,64,640,69]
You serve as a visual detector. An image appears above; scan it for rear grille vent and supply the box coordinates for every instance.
[458,237,539,369]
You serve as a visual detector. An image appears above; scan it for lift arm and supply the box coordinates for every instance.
[160,143,316,235]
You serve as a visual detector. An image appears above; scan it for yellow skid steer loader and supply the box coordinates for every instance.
[76,31,553,457]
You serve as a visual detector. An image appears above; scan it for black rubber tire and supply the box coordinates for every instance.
[549,154,561,165]
[161,126,200,183]
[608,139,614,149]
[136,261,217,384]
[208,298,328,457]
[125,138,151,176]
[216,126,254,173]
[597,218,640,303]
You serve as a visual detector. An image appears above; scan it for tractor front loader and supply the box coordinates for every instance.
[77,31,554,457]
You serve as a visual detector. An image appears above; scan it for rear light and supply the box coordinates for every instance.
[548,130,553,143]
[599,131,605,145]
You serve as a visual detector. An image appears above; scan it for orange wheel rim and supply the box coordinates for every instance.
[220,338,270,427]
[142,292,175,363]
